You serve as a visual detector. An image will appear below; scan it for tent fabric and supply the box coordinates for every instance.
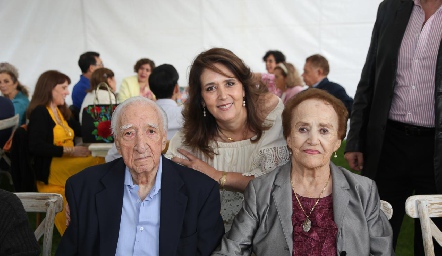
[1,0,382,104]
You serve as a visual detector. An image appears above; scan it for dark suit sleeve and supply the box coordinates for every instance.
[28,106,63,157]
[55,179,78,256]
[197,182,225,256]
[345,1,386,153]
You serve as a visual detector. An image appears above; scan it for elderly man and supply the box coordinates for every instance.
[302,54,354,114]
[56,97,224,256]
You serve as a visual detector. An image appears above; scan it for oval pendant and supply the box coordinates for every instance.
[302,218,311,232]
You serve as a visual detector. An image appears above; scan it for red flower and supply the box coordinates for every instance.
[97,120,112,138]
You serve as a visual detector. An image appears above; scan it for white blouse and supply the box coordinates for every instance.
[165,99,289,231]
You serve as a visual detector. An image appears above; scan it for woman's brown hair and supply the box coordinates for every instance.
[26,70,71,120]
[282,88,348,140]
[0,69,29,97]
[183,47,269,158]
[274,62,303,88]
[88,68,114,92]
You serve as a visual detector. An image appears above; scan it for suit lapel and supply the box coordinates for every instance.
[159,157,187,255]
[96,159,125,256]
[273,163,294,254]
[331,163,350,230]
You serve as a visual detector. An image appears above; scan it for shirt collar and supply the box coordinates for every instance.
[123,157,163,198]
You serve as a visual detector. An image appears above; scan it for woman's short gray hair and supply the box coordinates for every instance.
[111,96,168,137]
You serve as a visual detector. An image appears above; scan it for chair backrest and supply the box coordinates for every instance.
[15,192,63,256]
[0,113,19,131]
[380,200,393,220]
[405,195,442,256]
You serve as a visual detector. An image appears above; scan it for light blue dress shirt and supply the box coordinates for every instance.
[115,158,163,256]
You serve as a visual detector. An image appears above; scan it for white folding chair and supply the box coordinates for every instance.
[380,200,393,220]
[15,192,63,256]
[0,114,19,185]
[405,195,442,256]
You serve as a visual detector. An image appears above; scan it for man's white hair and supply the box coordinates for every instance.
[111,96,168,137]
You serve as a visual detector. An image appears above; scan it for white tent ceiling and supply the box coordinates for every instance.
[1,0,382,105]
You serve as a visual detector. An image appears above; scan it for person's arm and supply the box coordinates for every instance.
[55,179,79,256]
[365,180,394,256]
[212,180,259,256]
[0,192,40,256]
[172,148,254,192]
[197,180,225,256]
[117,78,131,103]
[345,1,386,167]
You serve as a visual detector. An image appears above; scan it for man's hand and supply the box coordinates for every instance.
[344,152,364,171]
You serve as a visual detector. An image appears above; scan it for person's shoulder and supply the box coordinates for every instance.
[68,158,124,185]
[258,93,281,118]
[30,105,49,116]
[0,189,23,213]
[333,164,374,189]
[162,157,218,188]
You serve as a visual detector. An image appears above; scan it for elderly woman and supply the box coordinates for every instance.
[274,62,304,104]
[27,70,104,235]
[118,58,156,102]
[165,48,289,231]
[212,88,393,255]
[0,63,30,125]
[80,67,118,123]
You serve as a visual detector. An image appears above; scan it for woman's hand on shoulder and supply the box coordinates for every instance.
[72,146,91,157]
[171,148,219,181]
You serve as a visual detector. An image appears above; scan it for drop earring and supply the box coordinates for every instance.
[334,151,337,158]
[203,106,206,117]
[243,97,246,107]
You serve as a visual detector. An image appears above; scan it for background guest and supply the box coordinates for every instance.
[71,51,103,115]
[213,88,393,255]
[165,48,289,231]
[0,189,40,256]
[0,62,30,125]
[302,54,353,114]
[118,58,156,102]
[261,50,286,96]
[79,67,118,123]
[27,70,104,235]
[149,64,183,140]
[274,62,304,104]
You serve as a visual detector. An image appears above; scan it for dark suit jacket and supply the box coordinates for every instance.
[315,78,354,115]
[345,0,442,191]
[56,156,224,256]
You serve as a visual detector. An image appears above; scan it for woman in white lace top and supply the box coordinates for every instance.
[165,48,289,231]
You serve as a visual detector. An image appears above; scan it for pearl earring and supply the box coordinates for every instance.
[334,151,337,158]
[203,106,206,117]
[243,97,246,107]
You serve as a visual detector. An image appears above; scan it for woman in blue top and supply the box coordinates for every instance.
[0,63,30,125]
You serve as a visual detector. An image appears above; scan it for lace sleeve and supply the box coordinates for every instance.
[245,145,290,177]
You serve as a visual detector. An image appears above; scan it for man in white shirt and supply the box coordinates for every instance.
[149,64,183,140]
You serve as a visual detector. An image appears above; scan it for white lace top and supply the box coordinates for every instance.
[165,99,289,231]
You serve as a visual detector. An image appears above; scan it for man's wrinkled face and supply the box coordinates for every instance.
[115,103,167,175]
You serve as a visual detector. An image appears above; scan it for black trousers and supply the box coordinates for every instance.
[375,121,442,256]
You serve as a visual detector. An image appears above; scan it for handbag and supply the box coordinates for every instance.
[81,83,118,143]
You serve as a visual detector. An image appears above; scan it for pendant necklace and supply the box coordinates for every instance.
[291,172,331,232]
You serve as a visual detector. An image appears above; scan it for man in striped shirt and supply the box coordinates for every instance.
[344,0,442,255]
